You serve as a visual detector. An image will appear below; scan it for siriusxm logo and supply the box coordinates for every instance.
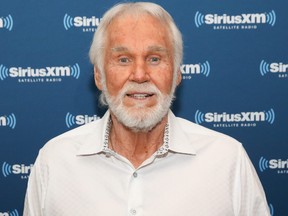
[260,60,288,78]
[195,10,276,30]
[269,203,274,216]
[0,63,80,83]
[0,209,19,216]
[181,61,210,80]
[63,14,101,32]
[259,157,288,174]
[0,113,16,129]
[65,112,100,128]
[2,162,33,179]
[195,109,275,128]
[0,14,13,31]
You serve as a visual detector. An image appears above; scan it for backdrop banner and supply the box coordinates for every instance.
[0,0,287,215]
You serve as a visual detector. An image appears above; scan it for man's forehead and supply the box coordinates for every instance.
[108,13,168,33]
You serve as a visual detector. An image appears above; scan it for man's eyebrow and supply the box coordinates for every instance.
[111,46,129,52]
[147,46,169,53]
[110,46,169,53]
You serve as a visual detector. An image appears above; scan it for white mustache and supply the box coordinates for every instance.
[120,83,160,98]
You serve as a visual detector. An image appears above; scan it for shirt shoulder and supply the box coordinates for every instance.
[172,115,243,153]
[176,116,236,138]
[39,113,108,159]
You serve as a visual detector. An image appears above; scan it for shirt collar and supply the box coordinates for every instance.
[76,110,197,156]
[76,110,111,156]
[167,110,197,155]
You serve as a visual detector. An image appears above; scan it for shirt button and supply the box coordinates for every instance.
[133,172,138,178]
[130,209,137,215]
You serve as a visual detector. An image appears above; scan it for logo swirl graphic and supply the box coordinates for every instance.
[194,110,205,124]
[1,14,14,31]
[63,14,73,30]
[0,64,9,80]
[2,162,12,177]
[266,10,276,26]
[194,11,205,28]
[70,63,81,79]
[200,61,210,77]
[265,109,275,124]
[258,157,269,172]
[65,112,76,128]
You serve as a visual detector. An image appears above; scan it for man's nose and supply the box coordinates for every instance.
[129,60,150,83]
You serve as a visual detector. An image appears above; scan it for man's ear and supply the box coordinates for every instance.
[94,66,103,90]
[176,68,182,86]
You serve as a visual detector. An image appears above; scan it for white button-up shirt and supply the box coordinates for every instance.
[24,110,270,216]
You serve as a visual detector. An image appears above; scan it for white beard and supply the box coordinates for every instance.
[102,82,175,132]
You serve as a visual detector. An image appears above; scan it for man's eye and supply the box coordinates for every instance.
[149,57,160,64]
[119,57,130,63]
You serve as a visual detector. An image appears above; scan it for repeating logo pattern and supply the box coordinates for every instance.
[63,14,74,30]
[0,64,9,81]
[195,109,275,124]
[260,60,288,77]
[2,162,12,177]
[0,113,16,129]
[266,11,277,26]
[1,2,287,215]
[200,61,210,77]
[194,11,205,28]
[0,209,19,216]
[265,109,275,124]
[65,112,76,128]
[65,112,100,128]
[63,14,101,32]
[1,162,33,178]
[181,61,210,78]
[0,14,13,31]
[70,63,81,79]
[195,110,205,124]
[0,63,80,82]
[260,60,270,76]
[259,156,269,172]
[269,203,274,216]
[258,157,288,174]
[195,10,276,29]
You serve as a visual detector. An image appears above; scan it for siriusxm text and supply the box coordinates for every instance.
[74,16,101,27]
[205,112,265,122]
[205,13,267,25]
[181,64,200,74]
[75,115,100,124]
[269,159,288,169]
[11,164,33,175]
[9,67,71,77]
[270,63,288,73]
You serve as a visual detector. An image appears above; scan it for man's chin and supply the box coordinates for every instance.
[111,105,168,132]
[120,116,162,133]
[123,101,156,109]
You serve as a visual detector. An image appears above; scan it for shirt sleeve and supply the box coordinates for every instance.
[234,145,270,216]
[23,149,48,216]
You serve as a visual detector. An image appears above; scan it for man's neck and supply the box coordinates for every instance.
[109,113,168,168]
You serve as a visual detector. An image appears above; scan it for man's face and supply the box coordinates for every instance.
[95,14,181,131]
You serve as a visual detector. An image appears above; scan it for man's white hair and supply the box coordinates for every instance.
[89,2,183,105]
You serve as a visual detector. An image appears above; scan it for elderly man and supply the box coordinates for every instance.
[24,2,270,216]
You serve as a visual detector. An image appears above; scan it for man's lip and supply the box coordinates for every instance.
[126,92,155,99]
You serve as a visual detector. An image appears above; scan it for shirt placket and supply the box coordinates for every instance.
[127,168,143,216]
[102,116,170,216]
